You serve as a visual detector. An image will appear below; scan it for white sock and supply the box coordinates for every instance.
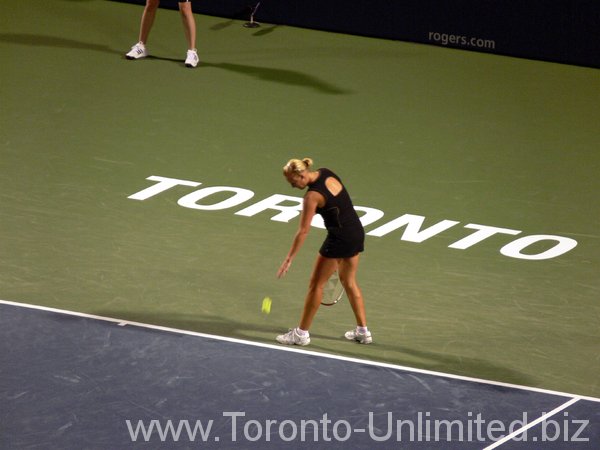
[296,327,309,336]
[357,326,368,334]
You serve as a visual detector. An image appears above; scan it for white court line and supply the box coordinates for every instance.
[482,396,581,449]
[2,298,600,404]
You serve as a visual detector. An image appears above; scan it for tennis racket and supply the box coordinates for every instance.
[321,271,344,306]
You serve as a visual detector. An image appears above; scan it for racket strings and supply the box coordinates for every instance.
[322,271,344,306]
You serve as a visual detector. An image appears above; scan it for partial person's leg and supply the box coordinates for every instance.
[276,255,337,346]
[298,255,338,330]
[178,1,197,50]
[339,254,372,344]
[139,0,160,44]
[125,0,159,59]
[179,1,198,67]
[338,254,367,327]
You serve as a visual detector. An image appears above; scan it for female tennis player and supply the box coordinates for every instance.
[125,0,199,68]
[276,158,372,346]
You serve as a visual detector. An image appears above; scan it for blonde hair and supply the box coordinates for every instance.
[283,158,313,175]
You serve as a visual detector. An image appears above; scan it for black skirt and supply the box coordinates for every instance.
[319,227,365,258]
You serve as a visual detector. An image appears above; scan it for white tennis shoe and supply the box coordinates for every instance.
[185,49,199,68]
[276,328,310,346]
[345,328,373,344]
[125,42,147,60]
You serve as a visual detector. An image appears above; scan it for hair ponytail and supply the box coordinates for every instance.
[283,157,314,175]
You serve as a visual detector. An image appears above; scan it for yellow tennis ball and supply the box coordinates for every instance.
[261,297,272,314]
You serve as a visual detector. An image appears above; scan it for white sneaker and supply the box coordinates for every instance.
[185,49,199,68]
[125,42,147,60]
[345,328,373,344]
[276,328,310,346]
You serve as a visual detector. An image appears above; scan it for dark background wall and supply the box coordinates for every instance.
[113,0,600,68]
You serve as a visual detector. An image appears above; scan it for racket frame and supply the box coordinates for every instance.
[321,271,344,306]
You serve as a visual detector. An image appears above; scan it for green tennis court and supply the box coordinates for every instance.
[1,0,599,402]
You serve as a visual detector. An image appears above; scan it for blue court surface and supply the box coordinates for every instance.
[1,300,599,449]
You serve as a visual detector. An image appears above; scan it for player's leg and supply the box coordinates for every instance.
[178,1,199,67]
[125,0,159,59]
[339,254,372,343]
[277,255,337,346]
[338,254,366,326]
[139,0,160,44]
[178,1,196,49]
[298,255,338,330]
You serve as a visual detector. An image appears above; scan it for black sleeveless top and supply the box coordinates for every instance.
[307,168,365,258]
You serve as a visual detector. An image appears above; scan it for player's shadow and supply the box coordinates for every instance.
[96,310,280,341]
[0,33,351,94]
[123,55,352,95]
[145,57,353,94]
[96,309,535,388]
[211,20,278,36]
[146,55,182,64]
[210,19,237,31]
[308,334,538,388]
[0,32,121,55]
[251,25,279,37]
[203,62,353,95]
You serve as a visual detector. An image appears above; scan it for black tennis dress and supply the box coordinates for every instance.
[307,168,365,258]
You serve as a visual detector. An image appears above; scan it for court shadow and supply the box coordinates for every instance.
[308,335,538,388]
[95,309,535,388]
[146,54,183,64]
[0,32,121,55]
[96,310,279,339]
[0,33,351,93]
[211,20,278,36]
[210,19,236,31]
[203,61,353,94]
[251,25,279,37]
